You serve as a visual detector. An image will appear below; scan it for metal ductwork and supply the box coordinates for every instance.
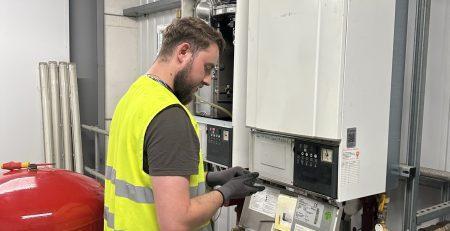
[38,61,84,173]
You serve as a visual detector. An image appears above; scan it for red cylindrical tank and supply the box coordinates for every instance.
[0,168,103,231]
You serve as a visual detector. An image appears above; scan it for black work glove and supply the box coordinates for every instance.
[216,172,265,206]
[206,166,250,187]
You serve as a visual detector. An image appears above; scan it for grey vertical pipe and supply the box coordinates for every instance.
[97,0,106,174]
[386,0,409,191]
[39,63,54,163]
[59,62,73,171]
[403,0,431,230]
[95,133,99,172]
[49,61,63,168]
[69,63,84,173]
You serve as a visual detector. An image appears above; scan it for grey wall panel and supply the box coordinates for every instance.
[70,0,99,80]
[70,0,105,170]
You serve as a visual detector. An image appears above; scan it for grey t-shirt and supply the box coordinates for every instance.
[143,105,199,176]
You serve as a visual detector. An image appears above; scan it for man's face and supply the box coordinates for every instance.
[174,44,219,105]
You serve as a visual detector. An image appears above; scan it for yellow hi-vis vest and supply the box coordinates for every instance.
[104,76,209,230]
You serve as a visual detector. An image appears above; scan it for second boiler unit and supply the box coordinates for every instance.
[193,0,237,168]
[194,0,235,120]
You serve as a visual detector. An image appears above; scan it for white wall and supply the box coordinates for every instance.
[420,0,450,172]
[0,0,69,165]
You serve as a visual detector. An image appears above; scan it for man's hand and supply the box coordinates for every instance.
[216,172,265,205]
[206,166,250,187]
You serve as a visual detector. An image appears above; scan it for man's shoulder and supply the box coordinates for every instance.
[147,105,194,138]
[154,105,190,124]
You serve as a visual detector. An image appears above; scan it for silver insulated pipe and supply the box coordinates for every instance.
[48,61,62,168]
[69,63,84,173]
[39,63,54,163]
[59,62,73,171]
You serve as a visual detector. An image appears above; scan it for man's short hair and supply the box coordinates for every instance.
[158,17,225,60]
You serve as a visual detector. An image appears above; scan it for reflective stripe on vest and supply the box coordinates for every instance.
[104,205,115,229]
[105,165,206,204]
[104,165,207,230]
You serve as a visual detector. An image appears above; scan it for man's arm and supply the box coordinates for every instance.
[153,172,264,230]
[153,175,222,231]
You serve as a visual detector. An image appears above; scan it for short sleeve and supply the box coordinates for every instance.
[142,105,199,176]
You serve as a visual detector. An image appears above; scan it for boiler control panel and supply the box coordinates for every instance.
[293,139,338,198]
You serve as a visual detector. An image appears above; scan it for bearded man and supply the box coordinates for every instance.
[104,17,263,231]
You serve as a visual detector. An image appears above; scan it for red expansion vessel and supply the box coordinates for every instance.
[0,168,104,231]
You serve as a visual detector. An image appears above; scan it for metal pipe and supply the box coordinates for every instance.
[421,167,450,182]
[194,93,232,118]
[403,0,431,230]
[69,63,84,174]
[39,63,54,163]
[84,166,105,181]
[94,133,99,172]
[48,61,63,168]
[96,0,106,178]
[81,124,109,136]
[59,62,73,171]
[386,0,409,191]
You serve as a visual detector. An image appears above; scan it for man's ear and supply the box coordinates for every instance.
[176,42,193,65]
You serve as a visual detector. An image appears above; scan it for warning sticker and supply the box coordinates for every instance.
[248,186,279,218]
[341,149,361,185]
[294,196,324,228]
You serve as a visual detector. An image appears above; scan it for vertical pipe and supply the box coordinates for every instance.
[97,0,106,174]
[39,63,54,163]
[59,62,73,171]
[386,0,409,191]
[403,0,431,230]
[181,0,195,17]
[69,63,84,173]
[49,61,63,168]
[94,133,99,172]
[231,0,250,167]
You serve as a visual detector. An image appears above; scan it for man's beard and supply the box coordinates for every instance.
[173,61,198,105]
